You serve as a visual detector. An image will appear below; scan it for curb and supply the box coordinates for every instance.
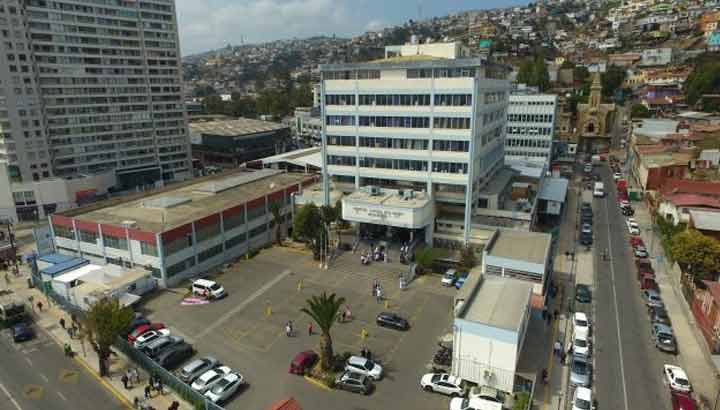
[303,375,332,391]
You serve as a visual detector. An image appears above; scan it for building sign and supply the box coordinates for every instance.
[342,201,432,229]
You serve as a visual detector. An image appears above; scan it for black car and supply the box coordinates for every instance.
[650,306,671,326]
[12,323,34,342]
[376,312,409,330]
[622,207,635,216]
[155,342,194,370]
[580,233,593,246]
[575,284,592,304]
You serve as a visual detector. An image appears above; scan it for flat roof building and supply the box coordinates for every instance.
[505,93,558,165]
[319,42,511,247]
[49,169,312,286]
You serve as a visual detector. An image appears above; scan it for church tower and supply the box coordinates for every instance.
[589,72,602,109]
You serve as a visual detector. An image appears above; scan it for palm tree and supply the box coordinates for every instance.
[269,202,283,245]
[300,292,345,370]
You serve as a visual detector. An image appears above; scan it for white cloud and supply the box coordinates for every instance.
[175,0,365,55]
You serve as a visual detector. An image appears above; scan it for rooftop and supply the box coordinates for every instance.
[343,187,431,209]
[538,177,569,203]
[486,229,552,266]
[260,147,322,169]
[458,275,532,331]
[690,209,720,231]
[67,169,307,233]
[189,118,287,138]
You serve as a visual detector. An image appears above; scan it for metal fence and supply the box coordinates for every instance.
[115,338,225,410]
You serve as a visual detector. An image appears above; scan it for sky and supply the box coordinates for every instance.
[175,0,528,55]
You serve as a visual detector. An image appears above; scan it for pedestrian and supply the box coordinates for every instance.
[3,272,9,285]
[155,378,163,395]
[126,369,133,388]
[340,310,346,323]
[285,322,291,337]
[132,367,140,385]
[366,349,372,361]
[553,341,562,356]
[541,307,547,320]
[59,317,66,330]
[560,350,567,364]
[375,286,382,303]
[361,348,367,358]
[36,301,43,312]
[121,373,129,390]
[545,313,551,326]
[169,401,180,410]
[308,322,313,336]
[553,309,559,321]
[134,397,141,409]
[28,295,34,310]
[144,384,151,399]
[70,313,77,325]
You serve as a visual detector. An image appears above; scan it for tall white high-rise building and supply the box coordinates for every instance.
[0,0,190,222]
[505,93,558,164]
[319,42,510,245]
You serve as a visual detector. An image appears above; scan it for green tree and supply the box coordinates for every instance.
[269,202,283,245]
[671,229,720,281]
[516,57,550,91]
[300,292,346,371]
[83,297,133,376]
[414,247,437,274]
[631,103,650,119]
[686,54,720,112]
[458,246,477,272]
[516,59,534,85]
[602,65,627,101]
[203,95,225,115]
[574,65,590,85]
[513,392,531,410]
[292,203,321,243]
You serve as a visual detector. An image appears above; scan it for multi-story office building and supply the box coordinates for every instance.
[505,93,558,164]
[0,0,191,222]
[318,42,510,245]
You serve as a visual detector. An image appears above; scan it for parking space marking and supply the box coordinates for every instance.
[195,268,294,339]
[0,382,23,410]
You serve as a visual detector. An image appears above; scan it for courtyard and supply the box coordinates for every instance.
[139,246,458,410]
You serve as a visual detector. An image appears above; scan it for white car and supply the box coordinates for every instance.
[571,332,591,357]
[613,172,622,181]
[572,386,593,410]
[204,372,244,404]
[420,373,465,397]
[664,364,691,393]
[449,397,502,410]
[573,312,591,338]
[133,328,170,349]
[441,269,457,286]
[627,220,640,235]
[345,356,383,380]
[191,366,232,393]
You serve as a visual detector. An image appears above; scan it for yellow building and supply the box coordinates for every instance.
[577,73,616,152]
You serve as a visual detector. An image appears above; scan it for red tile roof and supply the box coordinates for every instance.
[703,280,720,305]
[661,179,720,197]
[665,193,720,208]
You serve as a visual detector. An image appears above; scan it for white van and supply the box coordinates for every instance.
[593,182,604,197]
[192,279,226,299]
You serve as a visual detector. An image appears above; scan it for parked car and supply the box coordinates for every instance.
[191,279,226,299]
[619,200,630,209]
[345,356,383,380]
[643,289,664,309]
[583,164,593,173]
[572,386,594,410]
[652,323,677,354]
[627,220,640,235]
[127,323,165,342]
[613,172,622,180]
[634,246,649,258]
[449,397,502,410]
[572,332,591,357]
[664,364,692,393]
[143,335,183,359]
[376,312,409,330]
[454,272,470,289]
[204,372,244,404]
[289,351,317,375]
[622,207,635,217]
[573,312,591,338]
[650,306,672,326]
[575,284,592,304]
[671,391,696,410]
[191,366,232,393]
[580,233,593,246]
[581,223,592,235]
[12,322,34,342]
[335,371,373,395]
[133,328,170,349]
[155,342,194,370]
[441,269,458,287]
[179,356,219,383]
[420,373,465,397]
[570,355,591,387]
[468,385,502,402]
[123,314,151,336]
[580,213,593,224]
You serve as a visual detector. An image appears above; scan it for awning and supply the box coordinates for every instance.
[53,264,103,284]
[40,257,89,278]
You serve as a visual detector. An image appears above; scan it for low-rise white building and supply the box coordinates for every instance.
[452,275,532,393]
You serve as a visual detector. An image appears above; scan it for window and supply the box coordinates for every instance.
[432,140,469,152]
[406,68,433,78]
[358,94,430,106]
[223,210,245,230]
[198,244,223,262]
[225,232,247,249]
[166,256,195,278]
[358,157,428,171]
[249,224,267,238]
[246,204,266,221]
[327,135,355,146]
[357,70,380,79]
[140,241,158,257]
[54,225,75,239]
[433,117,471,129]
[325,70,355,80]
[359,136,428,150]
[327,155,356,166]
[358,116,429,128]
[163,234,192,256]
[195,220,220,242]
[325,94,355,105]
[433,161,468,174]
[434,94,472,106]
[326,115,355,126]
[103,234,127,250]
[79,230,97,244]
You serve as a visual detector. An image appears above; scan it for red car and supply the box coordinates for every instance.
[671,391,696,410]
[289,351,318,375]
[127,323,165,342]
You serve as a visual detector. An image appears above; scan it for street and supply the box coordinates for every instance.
[592,164,676,410]
[0,325,126,410]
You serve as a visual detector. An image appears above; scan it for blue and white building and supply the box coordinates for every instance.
[505,93,558,165]
[318,42,511,245]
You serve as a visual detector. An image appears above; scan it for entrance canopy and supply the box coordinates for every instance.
[342,187,434,229]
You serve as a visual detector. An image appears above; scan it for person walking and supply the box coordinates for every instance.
[285,322,291,337]
[36,301,43,312]
[126,370,133,388]
[59,318,66,330]
[144,384,151,399]
[121,373,129,390]
[308,322,313,336]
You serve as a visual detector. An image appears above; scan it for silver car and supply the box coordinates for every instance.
[179,356,219,383]
[570,355,591,387]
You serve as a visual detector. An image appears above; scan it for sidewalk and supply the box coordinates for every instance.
[4,253,190,410]
[634,200,720,404]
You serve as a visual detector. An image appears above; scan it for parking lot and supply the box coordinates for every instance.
[139,246,458,410]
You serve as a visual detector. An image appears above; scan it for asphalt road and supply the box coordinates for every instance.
[592,165,676,410]
[0,325,126,410]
